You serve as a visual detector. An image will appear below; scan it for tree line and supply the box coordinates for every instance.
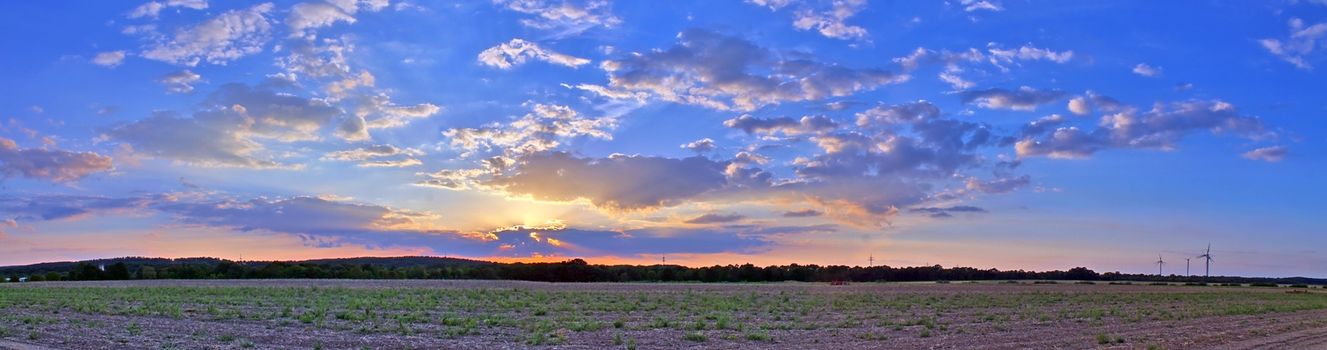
[2,257,1321,285]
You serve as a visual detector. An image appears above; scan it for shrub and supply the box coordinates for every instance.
[1250,282,1278,287]
[744,330,771,341]
[684,331,707,342]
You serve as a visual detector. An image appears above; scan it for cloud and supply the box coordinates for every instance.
[781,209,822,217]
[1132,63,1161,77]
[493,0,621,38]
[158,69,202,93]
[92,51,127,67]
[0,138,114,183]
[444,104,614,157]
[791,0,869,40]
[486,225,782,257]
[680,138,716,153]
[600,29,905,111]
[358,158,422,168]
[339,94,443,140]
[1067,97,1090,115]
[684,213,745,224]
[478,39,590,69]
[140,3,275,66]
[987,44,1073,66]
[724,114,838,135]
[1016,100,1275,159]
[960,0,1002,12]
[128,0,208,19]
[287,0,388,35]
[323,144,422,167]
[287,2,356,33]
[960,86,1065,111]
[891,44,1069,89]
[1241,146,1287,162]
[323,144,419,161]
[106,84,344,168]
[745,0,793,10]
[965,175,1030,194]
[485,152,730,211]
[1260,17,1326,70]
[854,100,940,126]
[909,205,986,218]
[0,195,148,222]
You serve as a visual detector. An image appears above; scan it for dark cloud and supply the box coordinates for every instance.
[909,205,987,218]
[0,195,148,221]
[684,213,745,224]
[724,114,838,135]
[0,138,113,182]
[960,87,1065,111]
[966,175,1031,194]
[782,209,822,217]
[600,29,905,111]
[487,152,730,211]
[105,84,349,168]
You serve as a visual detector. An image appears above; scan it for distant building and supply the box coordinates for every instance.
[17,276,28,282]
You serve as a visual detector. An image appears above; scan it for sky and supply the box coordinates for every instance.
[0,0,1324,277]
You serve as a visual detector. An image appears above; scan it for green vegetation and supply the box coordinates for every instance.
[0,282,1325,347]
[4,256,1321,285]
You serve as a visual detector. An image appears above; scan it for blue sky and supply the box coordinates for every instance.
[0,0,1324,277]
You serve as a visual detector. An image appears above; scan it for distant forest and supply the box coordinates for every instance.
[1,256,1323,285]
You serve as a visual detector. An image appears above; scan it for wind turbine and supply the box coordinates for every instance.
[1197,244,1213,277]
[1185,258,1191,276]
[1156,254,1165,276]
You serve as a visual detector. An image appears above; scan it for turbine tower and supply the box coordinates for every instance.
[1185,258,1191,276]
[1156,254,1165,276]
[1197,244,1213,277]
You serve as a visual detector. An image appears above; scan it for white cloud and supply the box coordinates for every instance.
[128,0,208,19]
[158,69,202,93]
[792,0,869,40]
[288,2,357,34]
[1241,146,1287,162]
[1260,17,1326,70]
[286,0,387,35]
[92,51,127,67]
[988,44,1073,67]
[745,0,793,10]
[477,39,590,69]
[1067,97,1091,115]
[493,0,621,38]
[444,104,615,157]
[1132,63,1161,77]
[681,138,716,153]
[140,3,275,66]
[960,0,1002,12]
[1017,100,1275,159]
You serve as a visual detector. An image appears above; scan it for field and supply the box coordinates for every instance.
[2,280,1327,349]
